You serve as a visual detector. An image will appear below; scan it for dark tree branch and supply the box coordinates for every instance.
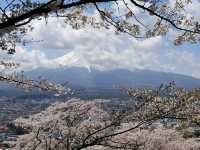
[129,0,200,34]
[0,0,198,36]
[4,0,16,10]
[0,73,66,94]
[122,0,150,30]
[0,7,9,20]
[94,2,144,38]
[0,0,116,29]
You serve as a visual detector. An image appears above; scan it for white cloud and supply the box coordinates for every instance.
[11,1,200,79]
[11,46,56,70]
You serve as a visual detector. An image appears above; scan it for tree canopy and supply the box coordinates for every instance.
[10,83,200,149]
[0,0,199,52]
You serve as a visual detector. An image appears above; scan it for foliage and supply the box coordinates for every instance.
[7,83,200,149]
[182,129,194,138]
[126,82,200,126]
[13,99,129,150]
[6,123,29,135]
[0,71,71,95]
[118,128,200,150]
[0,0,199,53]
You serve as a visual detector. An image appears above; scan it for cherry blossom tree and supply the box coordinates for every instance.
[0,0,199,53]
[7,83,200,150]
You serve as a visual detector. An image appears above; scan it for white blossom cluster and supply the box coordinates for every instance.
[13,99,111,150]
[0,71,70,95]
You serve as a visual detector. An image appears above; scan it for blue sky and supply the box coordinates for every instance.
[3,0,200,79]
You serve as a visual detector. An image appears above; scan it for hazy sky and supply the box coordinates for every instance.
[7,0,200,78]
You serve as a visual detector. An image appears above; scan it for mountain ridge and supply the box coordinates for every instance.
[26,67,200,89]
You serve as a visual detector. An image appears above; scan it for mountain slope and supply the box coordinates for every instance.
[26,67,200,89]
